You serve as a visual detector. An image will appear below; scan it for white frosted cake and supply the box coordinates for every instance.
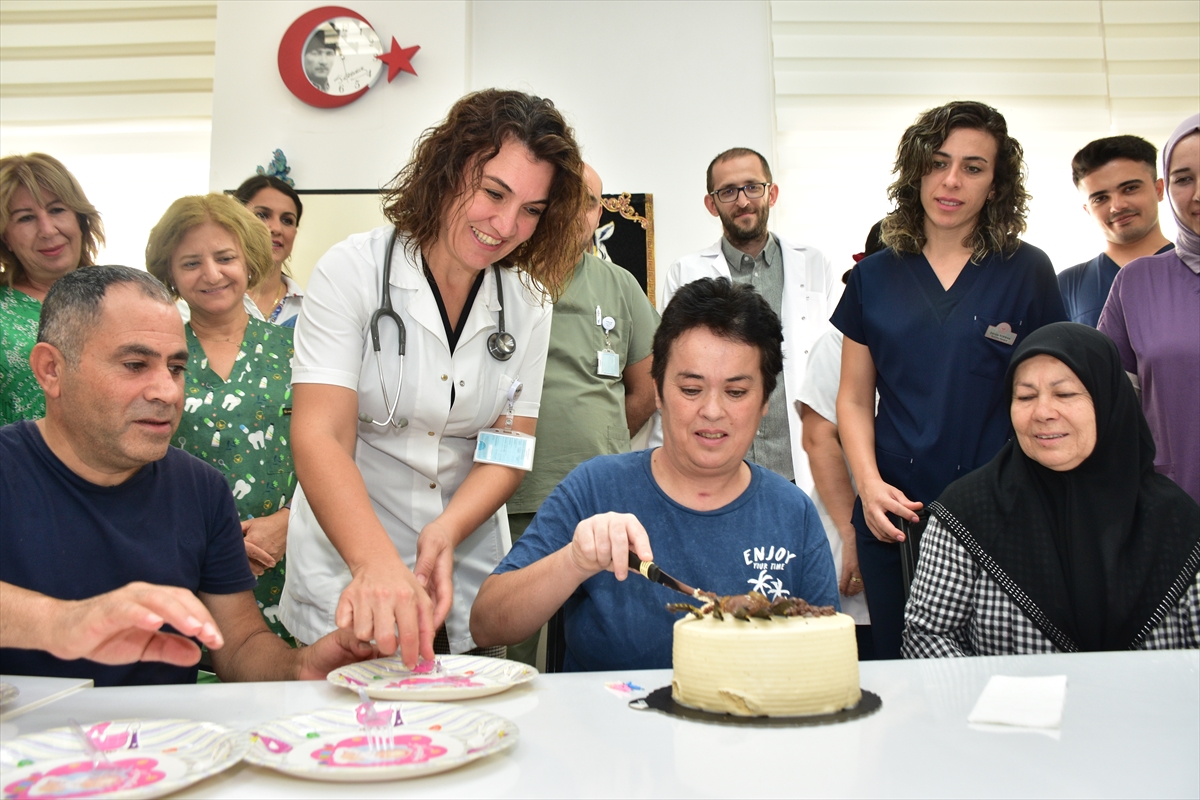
[671,611,861,717]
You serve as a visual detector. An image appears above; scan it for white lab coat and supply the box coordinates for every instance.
[279,227,552,652]
[658,235,839,495]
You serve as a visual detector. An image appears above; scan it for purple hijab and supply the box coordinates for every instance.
[1163,113,1199,272]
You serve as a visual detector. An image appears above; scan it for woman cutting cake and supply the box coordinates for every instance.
[471,278,838,670]
[903,323,1200,656]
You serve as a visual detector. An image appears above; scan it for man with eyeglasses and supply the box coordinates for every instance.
[660,148,838,493]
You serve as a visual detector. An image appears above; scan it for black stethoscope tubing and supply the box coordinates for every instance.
[365,229,517,426]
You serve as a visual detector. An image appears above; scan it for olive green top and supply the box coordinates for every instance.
[506,252,659,513]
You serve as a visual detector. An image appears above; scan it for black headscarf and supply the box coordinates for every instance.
[933,323,1200,652]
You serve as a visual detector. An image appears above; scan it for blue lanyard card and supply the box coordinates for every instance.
[475,429,536,470]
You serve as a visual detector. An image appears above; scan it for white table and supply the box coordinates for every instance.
[2,650,1196,798]
[0,674,92,722]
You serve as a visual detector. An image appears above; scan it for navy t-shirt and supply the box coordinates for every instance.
[0,421,256,685]
[493,449,838,671]
[1058,244,1174,328]
[831,243,1067,505]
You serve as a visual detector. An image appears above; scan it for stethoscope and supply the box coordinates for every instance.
[362,229,516,428]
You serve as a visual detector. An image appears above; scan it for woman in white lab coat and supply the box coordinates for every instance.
[279,90,586,665]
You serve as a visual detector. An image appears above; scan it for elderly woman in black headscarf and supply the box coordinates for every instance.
[903,322,1199,657]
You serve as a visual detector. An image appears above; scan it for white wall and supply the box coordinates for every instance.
[469,1,775,306]
[209,1,775,305]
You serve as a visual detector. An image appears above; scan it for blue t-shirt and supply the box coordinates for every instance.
[831,243,1067,505]
[0,421,256,686]
[1059,244,1174,328]
[493,450,838,671]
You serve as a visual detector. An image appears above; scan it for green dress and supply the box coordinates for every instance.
[175,317,297,645]
[0,286,46,426]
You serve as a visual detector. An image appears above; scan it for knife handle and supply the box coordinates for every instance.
[628,551,657,582]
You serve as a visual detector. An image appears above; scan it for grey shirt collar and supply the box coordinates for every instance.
[721,233,781,275]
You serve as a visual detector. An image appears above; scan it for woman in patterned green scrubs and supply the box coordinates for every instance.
[147,193,297,645]
[0,153,104,425]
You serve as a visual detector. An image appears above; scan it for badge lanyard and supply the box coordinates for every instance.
[474,378,537,470]
[595,306,620,378]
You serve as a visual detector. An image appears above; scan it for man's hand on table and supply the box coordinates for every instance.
[35,582,223,666]
[297,628,380,681]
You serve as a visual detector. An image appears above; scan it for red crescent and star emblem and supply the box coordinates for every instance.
[278,6,419,109]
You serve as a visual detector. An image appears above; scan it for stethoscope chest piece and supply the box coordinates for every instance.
[486,263,516,361]
[488,330,516,361]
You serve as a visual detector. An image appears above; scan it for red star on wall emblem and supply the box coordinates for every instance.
[377,37,420,82]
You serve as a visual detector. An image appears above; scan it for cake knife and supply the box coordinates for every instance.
[628,552,696,598]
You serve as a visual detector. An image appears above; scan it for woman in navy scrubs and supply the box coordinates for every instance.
[832,101,1067,659]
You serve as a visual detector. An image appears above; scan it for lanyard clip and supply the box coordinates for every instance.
[504,379,523,432]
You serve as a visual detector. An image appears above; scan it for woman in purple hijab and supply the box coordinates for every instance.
[1098,114,1200,504]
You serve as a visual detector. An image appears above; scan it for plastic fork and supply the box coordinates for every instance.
[68,718,135,789]
[355,689,391,758]
[69,718,116,771]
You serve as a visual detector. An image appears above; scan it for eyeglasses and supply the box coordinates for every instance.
[710,182,771,204]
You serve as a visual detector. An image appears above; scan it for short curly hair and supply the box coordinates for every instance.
[381,89,586,298]
[651,277,783,400]
[145,193,273,300]
[0,153,105,287]
[881,101,1029,261]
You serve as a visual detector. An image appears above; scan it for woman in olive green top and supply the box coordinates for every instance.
[146,193,296,644]
[0,153,104,425]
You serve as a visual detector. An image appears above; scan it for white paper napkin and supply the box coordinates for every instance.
[967,674,1068,729]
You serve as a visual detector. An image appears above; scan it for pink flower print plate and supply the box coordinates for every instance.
[0,719,245,799]
[245,701,517,782]
[327,654,537,701]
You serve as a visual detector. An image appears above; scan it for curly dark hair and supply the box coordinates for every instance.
[881,101,1029,260]
[381,89,586,298]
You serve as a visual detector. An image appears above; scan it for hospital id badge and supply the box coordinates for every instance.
[475,429,536,470]
[984,322,1018,345]
[596,314,620,377]
[597,349,620,377]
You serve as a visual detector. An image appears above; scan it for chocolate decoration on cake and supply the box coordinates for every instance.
[667,590,836,621]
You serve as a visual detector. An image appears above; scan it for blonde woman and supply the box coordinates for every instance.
[0,153,103,425]
[147,193,296,644]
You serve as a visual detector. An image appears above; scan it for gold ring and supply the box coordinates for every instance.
[850,577,861,583]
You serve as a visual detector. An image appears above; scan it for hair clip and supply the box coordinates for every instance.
[256,149,294,187]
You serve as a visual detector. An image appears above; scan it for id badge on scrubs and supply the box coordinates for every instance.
[984,321,1018,346]
[596,315,620,377]
[475,379,537,470]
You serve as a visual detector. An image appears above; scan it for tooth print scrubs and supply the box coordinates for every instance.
[173,315,296,643]
[830,242,1066,657]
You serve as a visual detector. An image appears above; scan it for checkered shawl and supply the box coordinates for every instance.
[902,507,1200,658]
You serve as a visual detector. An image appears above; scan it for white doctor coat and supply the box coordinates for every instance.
[660,235,839,495]
[279,227,552,652]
